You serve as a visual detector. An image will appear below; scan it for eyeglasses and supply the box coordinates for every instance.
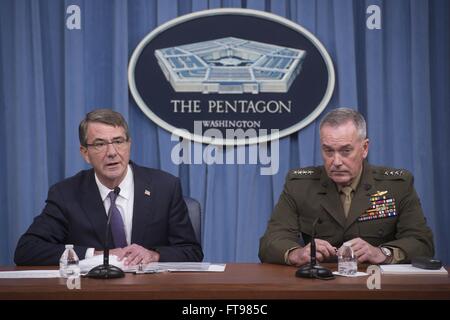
[85,137,129,152]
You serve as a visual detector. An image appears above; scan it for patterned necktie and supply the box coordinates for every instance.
[341,186,353,218]
[108,190,127,248]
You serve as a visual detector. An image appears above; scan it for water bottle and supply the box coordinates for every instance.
[59,244,80,278]
[338,243,358,275]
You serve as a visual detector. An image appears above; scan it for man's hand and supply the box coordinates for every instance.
[94,245,160,266]
[116,244,160,266]
[347,238,386,264]
[288,239,337,266]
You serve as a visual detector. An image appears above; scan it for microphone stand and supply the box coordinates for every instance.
[295,218,334,280]
[86,187,125,279]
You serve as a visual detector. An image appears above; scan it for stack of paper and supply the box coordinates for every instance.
[130,262,226,273]
[380,264,448,275]
[0,270,61,278]
[78,255,226,274]
[78,255,125,273]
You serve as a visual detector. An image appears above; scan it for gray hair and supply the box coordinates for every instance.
[319,107,367,140]
[79,109,130,146]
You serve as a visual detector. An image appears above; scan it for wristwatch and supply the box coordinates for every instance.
[380,247,393,264]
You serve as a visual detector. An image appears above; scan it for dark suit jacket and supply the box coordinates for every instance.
[14,162,203,265]
[259,162,434,264]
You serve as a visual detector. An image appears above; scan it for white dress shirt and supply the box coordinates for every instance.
[85,165,135,258]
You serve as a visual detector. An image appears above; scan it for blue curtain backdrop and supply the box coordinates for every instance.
[0,0,449,265]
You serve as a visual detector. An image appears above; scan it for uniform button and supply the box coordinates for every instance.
[377,229,384,236]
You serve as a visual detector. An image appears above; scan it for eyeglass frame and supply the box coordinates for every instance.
[84,137,130,152]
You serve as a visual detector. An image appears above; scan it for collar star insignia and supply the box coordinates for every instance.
[293,169,314,175]
[384,170,404,176]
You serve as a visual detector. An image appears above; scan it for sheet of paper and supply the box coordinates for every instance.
[208,264,227,272]
[380,264,448,275]
[0,270,61,278]
[332,271,368,277]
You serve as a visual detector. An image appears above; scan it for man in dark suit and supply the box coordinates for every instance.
[259,108,434,266]
[15,109,203,266]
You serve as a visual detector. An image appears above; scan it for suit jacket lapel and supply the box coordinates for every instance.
[80,170,109,246]
[318,171,346,228]
[131,164,154,244]
[345,163,375,230]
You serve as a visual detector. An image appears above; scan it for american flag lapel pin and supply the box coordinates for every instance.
[144,189,151,196]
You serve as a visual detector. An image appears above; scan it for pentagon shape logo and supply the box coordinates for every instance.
[129,8,335,145]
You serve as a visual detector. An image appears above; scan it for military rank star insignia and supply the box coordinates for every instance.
[292,169,314,175]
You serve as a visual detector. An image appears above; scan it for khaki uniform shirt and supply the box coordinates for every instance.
[259,162,434,265]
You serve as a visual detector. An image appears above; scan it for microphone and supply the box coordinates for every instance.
[295,217,334,280]
[86,187,125,279]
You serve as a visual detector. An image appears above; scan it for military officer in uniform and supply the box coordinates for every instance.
[259,108,434,266]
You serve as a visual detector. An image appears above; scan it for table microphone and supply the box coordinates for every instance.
[86,187,125,279]
[295,217,334,280]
